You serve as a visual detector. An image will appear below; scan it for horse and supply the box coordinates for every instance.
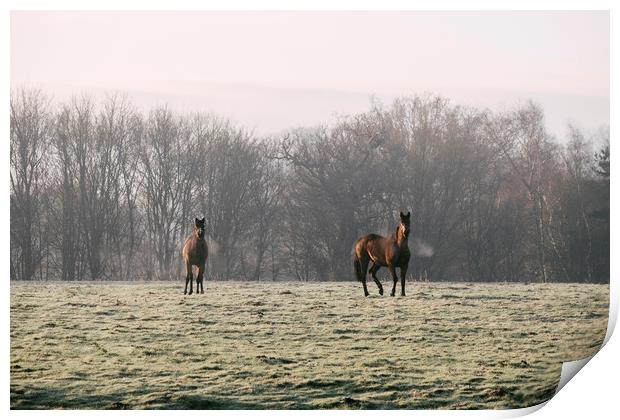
[182,217,209,295]
[353,211,411,297]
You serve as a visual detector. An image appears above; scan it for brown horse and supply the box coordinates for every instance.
[353,211,411,297]
[182,217,209,295]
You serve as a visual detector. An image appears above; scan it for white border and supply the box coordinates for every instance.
[3,2,616,420]
[2,0,616,11]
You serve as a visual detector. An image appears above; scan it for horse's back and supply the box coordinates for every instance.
[353,234,371,253]
[355,233,409,267]
[354,233,384,259]
[355,233,382,245]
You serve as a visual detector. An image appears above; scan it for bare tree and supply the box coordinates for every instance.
[96,95,143,279]
[10,88,610,284]
[248,140,286,281]
[10,88,53,280]
[139,108,202,279]
[200,123,264,279]
[488,103,559,282]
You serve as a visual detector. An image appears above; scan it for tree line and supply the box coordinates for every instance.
[10,88,609,283]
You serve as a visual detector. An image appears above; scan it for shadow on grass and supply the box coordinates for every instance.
[11,386,266,410]
[11,382,557,410]
[157,395,266,410]
[11,386,132,409]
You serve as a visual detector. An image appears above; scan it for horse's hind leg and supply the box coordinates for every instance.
[369,263,383,295]
[184,262,193,295]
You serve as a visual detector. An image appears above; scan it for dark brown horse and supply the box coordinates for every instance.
[182,217,209,295]
[353,211,411,297]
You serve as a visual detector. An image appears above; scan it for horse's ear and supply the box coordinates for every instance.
[406,211,411,218]
[195,218,200,226]
[201,217,205,223]
[400,211,405,219]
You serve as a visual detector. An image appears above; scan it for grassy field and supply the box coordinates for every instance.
[10,280,608,409]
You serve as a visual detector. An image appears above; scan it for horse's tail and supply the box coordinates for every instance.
[353,253,363,283]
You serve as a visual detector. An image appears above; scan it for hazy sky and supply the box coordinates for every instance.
[11,11,609,138]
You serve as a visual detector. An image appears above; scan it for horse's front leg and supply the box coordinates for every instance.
[184,262,193,295]
[362,277,370,297]
[400,265,408,297]
[188,264,194,295]
[389,265,398,297]
[197,263,205,294]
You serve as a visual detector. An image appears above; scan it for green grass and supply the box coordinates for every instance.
[10,281,608,409]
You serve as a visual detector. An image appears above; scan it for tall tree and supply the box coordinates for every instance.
[10,89,53,280]
[140,108,202,279]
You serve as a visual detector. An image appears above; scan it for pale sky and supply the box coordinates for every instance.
[11,11,610,138]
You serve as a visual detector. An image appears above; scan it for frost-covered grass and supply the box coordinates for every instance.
[10,281,608,409]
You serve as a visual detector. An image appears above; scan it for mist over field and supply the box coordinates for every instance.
[11,281,608,409]
[9,91,610,285]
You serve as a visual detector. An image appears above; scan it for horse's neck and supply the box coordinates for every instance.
[394,227,408,248]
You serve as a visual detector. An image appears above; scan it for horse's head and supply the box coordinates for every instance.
[399,211,411,240]
[194,217,206,240]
